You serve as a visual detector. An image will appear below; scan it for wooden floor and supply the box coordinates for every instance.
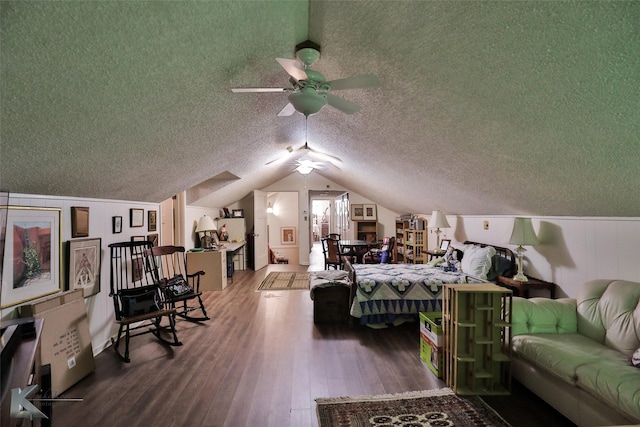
[52,243,575,427]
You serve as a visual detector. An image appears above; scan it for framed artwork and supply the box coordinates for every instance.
[147,234,158,247]
[363,204,377,221]
[68,238,101,297]
[131,235,145,242]
[130,208,144,228]
[112,216,122,234]
[1,206,62,309]
[350,204,364,221]
[131,256,144,282]
[71,206,89,238]
[147,210,157,232]
[439,239,451,252]
[281,227,296,245]
[232,209,244,218]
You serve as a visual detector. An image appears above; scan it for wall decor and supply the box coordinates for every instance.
[68,238,101,297]
[281,227,296,245]
[1,206,62,309]
[71,206,90,238]
[232,209,244,218]
[350,204,364,221]
[131,256,144,282]
[130,208,144,227]
[363,204,377,221]
[147,234,158,247]
[147,210,157,232]
[112,216,122,234]
[131,235,145,242]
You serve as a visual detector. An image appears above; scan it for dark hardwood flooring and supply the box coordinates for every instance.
[52,244,575,427]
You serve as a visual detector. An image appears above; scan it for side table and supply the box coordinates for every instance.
[497,276,556,298]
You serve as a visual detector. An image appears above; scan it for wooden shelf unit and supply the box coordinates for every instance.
[394,218,410,263]
[443,283,513,396]
[404,229,428,263]
[354,220,378,243]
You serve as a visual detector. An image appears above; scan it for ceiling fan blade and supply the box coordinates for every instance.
[231,87,286,93]
[276,103,297,117]
[305,147,342,164]
[275,58,308,81]
[325,74,381,91]
[326,93,361,115]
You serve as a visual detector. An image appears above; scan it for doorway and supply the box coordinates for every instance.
[311,199,331,242]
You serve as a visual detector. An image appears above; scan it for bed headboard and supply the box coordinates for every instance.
[464,241,517,280]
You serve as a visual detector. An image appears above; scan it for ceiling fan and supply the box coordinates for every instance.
[231,40,380,117]
[269,141,341,175]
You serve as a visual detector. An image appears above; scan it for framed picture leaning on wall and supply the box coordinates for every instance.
[1,206,62,309]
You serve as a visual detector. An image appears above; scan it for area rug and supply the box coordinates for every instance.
[316,387,510,427]
[256,272,310,291]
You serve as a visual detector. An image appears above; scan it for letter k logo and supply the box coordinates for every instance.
[10,385,48,419]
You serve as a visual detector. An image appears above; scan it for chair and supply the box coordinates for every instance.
[146,245,210,322]
[269,246,289,264]
[321,237,346,270]
[108,241,181,363]
[326,233,341,241]
[363,237,395,264]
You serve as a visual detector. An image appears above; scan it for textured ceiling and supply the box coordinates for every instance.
[1,1,638,216]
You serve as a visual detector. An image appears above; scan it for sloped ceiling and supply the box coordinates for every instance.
[1,1,638,216]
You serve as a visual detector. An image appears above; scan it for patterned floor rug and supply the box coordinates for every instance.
[316,388,511,427]
[256,272,310,291]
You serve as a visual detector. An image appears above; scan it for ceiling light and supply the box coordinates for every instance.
[267,202,273,214]
[296,158,315,175]
[288,88,327,117]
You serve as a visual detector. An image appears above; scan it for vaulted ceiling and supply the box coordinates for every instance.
[1,1,638,216]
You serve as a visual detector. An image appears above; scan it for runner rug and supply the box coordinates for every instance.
[256,272,310,291]
[316,387,510,427]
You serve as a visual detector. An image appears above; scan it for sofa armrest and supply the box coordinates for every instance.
[512,297,578,336]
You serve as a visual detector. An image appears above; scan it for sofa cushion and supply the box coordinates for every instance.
[575,360,640,422]
[511,297,577,336]
[577,279,640,356]
[512,333,627,385]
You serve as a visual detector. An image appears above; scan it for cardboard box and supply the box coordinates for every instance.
[419,312,443,378]
[419,311,443,347]
[19,290,95,397]
[420,332,443,378]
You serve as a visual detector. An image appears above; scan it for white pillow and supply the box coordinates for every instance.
[460,245,496,280]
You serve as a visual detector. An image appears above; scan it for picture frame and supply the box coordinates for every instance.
[147,233,158,247]
[131,256,144,282]
[131,235,145,242]
[439,239,451,253]
[68,238,101,298]
[71,206,90,238]
[232,209,244,218]
[363,204,377,221]
[1,206,62,309]
[350,204,364,221]
[281,227,296,245]
[112,216,122,234]
[147,210,157,232]
[130,208,144,228]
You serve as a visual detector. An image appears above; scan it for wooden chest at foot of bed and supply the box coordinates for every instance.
[313,285,351,324]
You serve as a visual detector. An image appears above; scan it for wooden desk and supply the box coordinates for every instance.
[497,276,556,298]
[187,250,227,291]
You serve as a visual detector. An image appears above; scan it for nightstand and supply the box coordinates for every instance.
[497,276,556,299]
[426,250,445,261]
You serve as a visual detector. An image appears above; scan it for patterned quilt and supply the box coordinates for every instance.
[350,263,484,326]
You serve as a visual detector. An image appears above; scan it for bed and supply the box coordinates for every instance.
[346,241,516,326]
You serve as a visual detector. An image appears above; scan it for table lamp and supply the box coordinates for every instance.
[509,217,539,282]
[428,210,451,253]
[195,215,217,248]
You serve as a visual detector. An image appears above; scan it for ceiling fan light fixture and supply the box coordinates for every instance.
[296,164,314,175]
[288,90,327,116]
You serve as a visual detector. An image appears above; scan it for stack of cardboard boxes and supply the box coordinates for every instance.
[419,311,443,378]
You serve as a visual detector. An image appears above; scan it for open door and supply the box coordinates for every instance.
[253,189,268,270]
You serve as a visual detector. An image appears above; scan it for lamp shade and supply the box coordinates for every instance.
[509,217,539,246]
[195,215,217,233]
[428,210,451,229]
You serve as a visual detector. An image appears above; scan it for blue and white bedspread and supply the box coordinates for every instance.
[350,263,484,326]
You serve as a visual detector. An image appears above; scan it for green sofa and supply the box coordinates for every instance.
[511,279,640,426]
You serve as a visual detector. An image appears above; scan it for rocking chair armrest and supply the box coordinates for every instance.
[187,270,205,278]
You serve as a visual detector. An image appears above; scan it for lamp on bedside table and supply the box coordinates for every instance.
[509,217,539,282]
[428,210,451,253]
[195,215,217,249]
